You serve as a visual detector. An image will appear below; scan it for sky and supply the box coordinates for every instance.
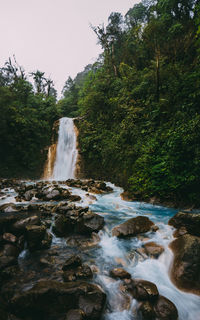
[0,0,139,96]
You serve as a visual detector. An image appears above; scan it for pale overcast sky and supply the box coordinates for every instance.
[0,0,139,96]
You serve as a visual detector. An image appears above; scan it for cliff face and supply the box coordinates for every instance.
[74,119,85,179]
[42,120,59,180]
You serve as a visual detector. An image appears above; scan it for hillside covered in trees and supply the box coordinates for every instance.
[0,58,59,178]
[62,0,200,206]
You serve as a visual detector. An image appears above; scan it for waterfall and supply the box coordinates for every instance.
[44,117,78,180]
[52,117,78,180]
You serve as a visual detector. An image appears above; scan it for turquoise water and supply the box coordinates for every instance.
[88,183,200,320]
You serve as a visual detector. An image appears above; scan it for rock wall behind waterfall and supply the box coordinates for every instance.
[43,120,59,180]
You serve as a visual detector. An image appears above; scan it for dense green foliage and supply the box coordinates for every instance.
[66,0,200,206]
[0,58,59,178]
[58,64,97,118]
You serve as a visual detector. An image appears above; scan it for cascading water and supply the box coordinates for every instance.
[88,184,200,320]
[52,117,78,180]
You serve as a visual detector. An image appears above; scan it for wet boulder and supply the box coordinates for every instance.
[2,233,18,245]
[66,309,85,320]
[65,179,113,194]
[63,264,93,282]
[0,244,20,271]
[0,203,19,213]
[139,296,178,320]
[24,189,35,201]
[112,216,155,238]
[52,214,74,237]
[25,225,52,251]
[125,279,159,301]
[154,295,178,320]
[10,280,106,320]
[66,233,100,250]
[12,215,41,235]
[41,231,52,250]
[77,211,105,235]
[36,187,61,201]
[143,242,164,258]
[170,234,200,294]
[53,209,104,237]
[62,254,93,282]
[62,254,82,270]
[68,194,82,202]
[138,300,155,320]
[0,265,20,286]
[0,215,20,235]
[110,268,131,280]
[169,211,200,237]
[44,188,61,200]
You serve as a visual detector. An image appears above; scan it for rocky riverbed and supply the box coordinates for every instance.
[0,179,200,320]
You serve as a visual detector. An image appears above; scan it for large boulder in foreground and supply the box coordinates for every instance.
[139,295,178,320]
[10,280,106,320]
[112,216,155,238]
[124,279,178,320]
[170,234,200,294]
[169,211,200,236]
[125,279,159,302]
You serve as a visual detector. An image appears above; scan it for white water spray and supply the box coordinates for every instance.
[52,117,77,180]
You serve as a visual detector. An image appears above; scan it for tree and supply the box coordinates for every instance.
[30,70,46,94]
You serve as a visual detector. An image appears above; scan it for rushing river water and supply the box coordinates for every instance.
[1,182,200,319]
[49,183,200,320]
[90,184,200,320]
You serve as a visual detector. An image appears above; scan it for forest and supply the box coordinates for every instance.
[0,58,59,177]
[61,0,200,206]
[0,0,200,206]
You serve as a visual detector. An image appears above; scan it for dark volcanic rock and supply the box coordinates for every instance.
[62,254,93,282]
[77,211,105,235]
[0,244,20,271]
[139,300,155,320]
[25,225,52,251]
[62,255,82,270]
[154,295,178,320]
[12,215,41,235]
[125,279,159,301]
[53,209,104,237]
[52,214,74,237]
[110,268,131,280]
[66,309,85,320]
[143,242,164,258]
[24,189,35,201]
[0,265,20,285]
[139,296,178,320]
[169,211,200,237]
[63,264,93,282]
[112,216,155,238]
[65,179,113,194]
[0,203,19,213]
[10,280,106,320]
[2,233,18,245]
[170,234,200,294]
